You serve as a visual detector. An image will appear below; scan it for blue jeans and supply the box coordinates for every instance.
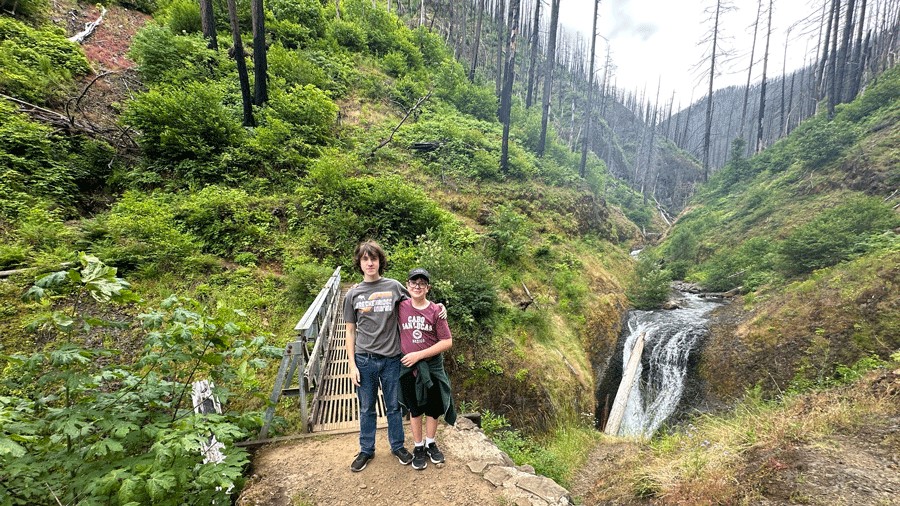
[355,353,405,456]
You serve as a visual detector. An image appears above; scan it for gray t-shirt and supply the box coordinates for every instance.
[343,277,409,356]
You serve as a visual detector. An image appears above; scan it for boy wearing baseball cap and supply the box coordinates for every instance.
[398,268,457,470]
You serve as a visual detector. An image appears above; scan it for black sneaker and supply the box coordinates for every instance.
[393,446,413,465]
[426,442,444,464]
[412,445,427,470]
[350,452,372,472]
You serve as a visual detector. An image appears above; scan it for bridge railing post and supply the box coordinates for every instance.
[258,267,341,439]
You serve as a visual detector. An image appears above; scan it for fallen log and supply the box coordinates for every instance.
[69,7,107,44]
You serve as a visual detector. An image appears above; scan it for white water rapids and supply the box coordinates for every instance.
[616,292,723,438]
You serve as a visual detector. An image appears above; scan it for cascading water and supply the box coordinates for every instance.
[615,292,723,438]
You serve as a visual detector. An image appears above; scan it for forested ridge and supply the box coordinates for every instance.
[1,0,898,504]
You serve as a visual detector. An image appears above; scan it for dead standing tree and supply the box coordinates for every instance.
[579,0,601,178]
[537,0,560,157]
[499,0,522,173]
[251,0,268,105]
[699,0,734,181]
[756,0,773,153]
[199,0,217,50]
[226,0,255,127]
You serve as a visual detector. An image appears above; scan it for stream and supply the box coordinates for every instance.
[607,292,724,438]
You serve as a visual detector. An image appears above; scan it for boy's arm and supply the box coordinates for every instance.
[400,314,453,367]
[346,323,360,386]
[400,337,452,367]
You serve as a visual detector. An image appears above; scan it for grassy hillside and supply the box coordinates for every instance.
[656,65,899,398]
[0,0,660,502]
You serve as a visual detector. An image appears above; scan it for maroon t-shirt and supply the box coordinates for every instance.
[398,299,452,354]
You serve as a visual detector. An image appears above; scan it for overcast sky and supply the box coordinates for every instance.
[557,0,824,107]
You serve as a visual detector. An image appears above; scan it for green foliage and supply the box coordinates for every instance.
[329,19,366,52]
[836,64,900,123]
[480,410,567,485]
[267,45,354,96]
[0,0,49,22]
[410,26,450,66]
[381,50,408,77]
[341,0,408,56]
[118,0,158,14]
[128,24,220,83]
[432,61,497,122]
[413,239,498,339]
[779,196,898,276]
[0,103,112,217]
[284,262,333,310]
[627,255,672,309]
[2,255,277,505]
[85,192,198,274]
[123,80,243,182]
[158,0,202,34]
[790,114,861,169]
[0,17,90,103]
[268,0,326,48]
[293,154,453,265]
[398,107,502,180]
[258,83,337,150]
[0,102,70,217]
[174,186,278,258]
[488,205,531,264]
[701,237,780,292]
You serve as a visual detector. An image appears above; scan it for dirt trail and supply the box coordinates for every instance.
[238,424,518,506]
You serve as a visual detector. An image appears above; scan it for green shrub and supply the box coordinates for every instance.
[0,17,90,103]
[779,195,898,276]
[329,19,366,52]
[381,50,408,77]
[661,228,699,280]
[410,26,450,66]
[790,114,861,169]
[87,192,198,273]
[3,255,275,505]
[293,153,453,265]
[837,64,900,123]
[397,108,502,181]
[627,255,672,309]
[342,0,404,56]
[129,24,220,83]
[701,236,778,292]
[488,205,531,264]
[158,0,202,34]
[0,102,78,216]
[0,242,28,270]
[414,239,498,338]
[118,0,158,13]
[174,186,278,258]
[284,262,334,309]
[267,44,328,90]
[0,0,49,21]
[268,0,326,48]
[244,84,338,175]
[123,81,243,181]
[14,207,73,251]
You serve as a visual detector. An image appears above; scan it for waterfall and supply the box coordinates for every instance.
[616,293,722,438]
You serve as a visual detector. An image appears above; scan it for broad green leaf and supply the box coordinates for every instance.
[51,311,75,332]
[21,285,44,302]
[35,270,68,288]
[0,437,26,457]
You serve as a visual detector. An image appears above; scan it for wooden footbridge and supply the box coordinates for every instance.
[258,268,390,439]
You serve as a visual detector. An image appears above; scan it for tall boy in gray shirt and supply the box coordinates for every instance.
[344,240,412,472]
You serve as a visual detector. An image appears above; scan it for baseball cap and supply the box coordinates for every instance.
[407,268,431,282]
